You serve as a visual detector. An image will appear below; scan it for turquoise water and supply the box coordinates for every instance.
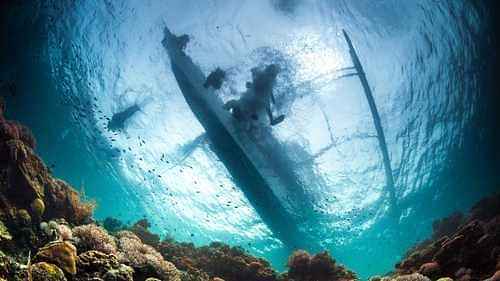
[1,0,499,279]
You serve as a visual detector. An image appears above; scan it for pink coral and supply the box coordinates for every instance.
[73,224,117,255]
[116,231,180,281]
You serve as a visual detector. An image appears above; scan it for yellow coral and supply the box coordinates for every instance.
[31,198,45,218]
[31,262,66,281]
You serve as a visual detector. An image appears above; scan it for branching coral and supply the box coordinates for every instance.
[116,231,180,281]
[72,224,117,255]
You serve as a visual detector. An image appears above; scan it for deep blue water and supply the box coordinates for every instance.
[1,0,499,279]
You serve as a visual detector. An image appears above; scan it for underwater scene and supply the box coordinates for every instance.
[0,0,499,280]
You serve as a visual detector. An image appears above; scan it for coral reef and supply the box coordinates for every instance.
[388,193,500,281]
[2,98,499,281]
[0,101,182,280]
[158,239,356,281]
[159,240,278,281]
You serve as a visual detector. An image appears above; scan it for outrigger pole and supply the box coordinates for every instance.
[342,29,397,214]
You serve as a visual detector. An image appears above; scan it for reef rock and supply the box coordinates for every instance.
[129,219,160,247]
[102,217,125,233]
[418,262,440,279]
[431,212,464,240]
[285,250,357,281]
[102,264,135,281]
[77,250,119,272]
[34,241,77,275]
[159,241,279,281]
[1,138,46,209]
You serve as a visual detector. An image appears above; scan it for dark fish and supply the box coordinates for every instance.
[107,104,141,132]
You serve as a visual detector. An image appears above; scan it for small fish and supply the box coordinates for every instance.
[107,104,141,132]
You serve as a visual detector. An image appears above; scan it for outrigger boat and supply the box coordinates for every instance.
[162,27,312,249]
[162,25,395,248]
